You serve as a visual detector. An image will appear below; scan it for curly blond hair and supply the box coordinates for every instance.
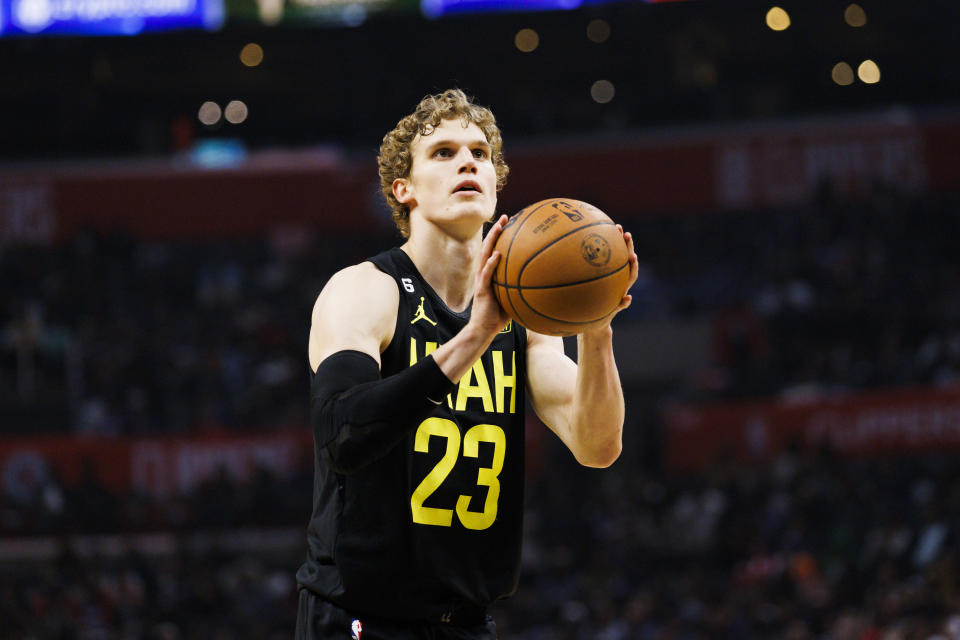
[378,89,509,237]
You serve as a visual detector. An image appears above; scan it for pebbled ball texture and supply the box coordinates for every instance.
[492,198,630,337]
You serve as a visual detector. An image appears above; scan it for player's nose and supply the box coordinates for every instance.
[457,147,477,172]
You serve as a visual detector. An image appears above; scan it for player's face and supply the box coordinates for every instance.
[399,119,497,236]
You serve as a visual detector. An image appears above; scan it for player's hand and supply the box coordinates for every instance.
[584,225,638,334]
[614,225,639,311]
[470,214,512,337]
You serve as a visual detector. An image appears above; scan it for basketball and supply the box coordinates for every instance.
[492,198,631,336]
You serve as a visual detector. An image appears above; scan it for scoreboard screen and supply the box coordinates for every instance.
[0,0,224,36]
[423,0,645,18]
[0,0,680,35]
[225,0,676,25]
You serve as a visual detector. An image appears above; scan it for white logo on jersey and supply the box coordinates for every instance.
[351,618,362,639]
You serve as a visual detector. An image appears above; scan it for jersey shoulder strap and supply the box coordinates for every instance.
[368,247,421,296]
[367,247,399,277]
[366,247,425,371]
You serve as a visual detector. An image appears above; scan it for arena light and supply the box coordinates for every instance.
[858,59,880,84]
[831,62,854,86]
[198,101,222,126]
[341,4,366,26]
[844,4,867,27]
[765,6,790,31]
[258,0,283,25]
[587,18,610,43]
[240,43,264,67]
[225,100,249,124]
[590,80,615,104]
[515,28,539,53]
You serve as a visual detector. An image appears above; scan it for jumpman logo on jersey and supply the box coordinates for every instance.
[411,297,437,326]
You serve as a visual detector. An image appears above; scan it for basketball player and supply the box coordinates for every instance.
[296,89,637,640]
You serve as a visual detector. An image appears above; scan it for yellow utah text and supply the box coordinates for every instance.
[409,338,517,414]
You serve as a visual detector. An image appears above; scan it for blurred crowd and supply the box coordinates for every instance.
[2,183,960,638]
[503,443,960,640]
[629,183,960,402]
[0,228,391,434]
[3,442,960,639]
[2,543,298,640]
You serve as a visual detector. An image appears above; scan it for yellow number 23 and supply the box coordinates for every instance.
[410,417,506,531]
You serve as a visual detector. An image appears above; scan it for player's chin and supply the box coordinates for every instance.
[452,202,495,225]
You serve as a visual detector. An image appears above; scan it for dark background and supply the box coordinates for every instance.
[3,1,959,159]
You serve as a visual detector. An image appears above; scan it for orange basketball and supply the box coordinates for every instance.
[492,198,631,337]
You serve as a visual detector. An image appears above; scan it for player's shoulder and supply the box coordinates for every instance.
[313,261,399,317]
[309,261,399,369]
[326,260,396,292]
[320,260,397,297]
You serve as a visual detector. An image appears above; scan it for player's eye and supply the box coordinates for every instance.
[433,148,452,158]
[473,148,489,159]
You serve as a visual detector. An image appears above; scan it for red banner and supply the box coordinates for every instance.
[1,110,959,245]
[712,117,928,209]
[0,428,313,500]
[666,386,960,471]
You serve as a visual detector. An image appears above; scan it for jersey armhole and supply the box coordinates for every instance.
[366,258,406,360]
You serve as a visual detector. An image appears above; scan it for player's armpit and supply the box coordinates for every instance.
[308,262,399,373]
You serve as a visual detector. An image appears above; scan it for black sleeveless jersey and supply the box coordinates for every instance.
[296,247,528,622]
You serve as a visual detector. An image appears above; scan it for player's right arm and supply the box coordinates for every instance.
[308,218,510,475]
[309,262,451,474]
[308,261,475,475]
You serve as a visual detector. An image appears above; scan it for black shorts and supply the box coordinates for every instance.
[295,590,498,640]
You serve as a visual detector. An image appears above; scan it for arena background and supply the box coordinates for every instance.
[2,1,960,638]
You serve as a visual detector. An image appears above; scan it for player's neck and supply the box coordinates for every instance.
[401,225,482,313]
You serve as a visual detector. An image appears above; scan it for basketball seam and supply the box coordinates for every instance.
[492,259,629,290]
[516,271,628,325]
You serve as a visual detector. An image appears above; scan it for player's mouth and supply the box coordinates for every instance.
[452,180,482,195]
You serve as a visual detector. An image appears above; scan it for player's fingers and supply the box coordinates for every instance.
[482,215,508,256]
[622,231,639,287]
[479,250,501,286]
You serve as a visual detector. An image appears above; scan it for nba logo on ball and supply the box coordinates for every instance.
[553,200,584,221]
[351,619,362,639]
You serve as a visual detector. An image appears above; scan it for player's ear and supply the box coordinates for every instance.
[393,178,414,205]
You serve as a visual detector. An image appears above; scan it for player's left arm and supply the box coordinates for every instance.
[525,227,638,468]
